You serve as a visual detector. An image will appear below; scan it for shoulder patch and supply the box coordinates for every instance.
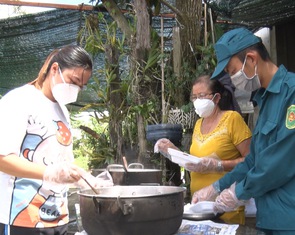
[286,105,295,129]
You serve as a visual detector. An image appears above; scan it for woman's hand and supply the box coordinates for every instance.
[185,157,223,173]
[43,162,82,184]
[154,138,178,158]
[76,169,114,189]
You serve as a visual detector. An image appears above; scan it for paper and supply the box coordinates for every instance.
[168,148,201,167]
[175,220,239,235]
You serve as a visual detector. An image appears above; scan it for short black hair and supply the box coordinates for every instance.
[236,41,271,62]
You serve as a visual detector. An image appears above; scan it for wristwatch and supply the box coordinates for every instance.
[216,160,223,172]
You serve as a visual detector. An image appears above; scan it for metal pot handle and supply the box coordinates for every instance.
[117,196,133,215]
[128,163,144,169]
[93,197,101,214]
[106,164,124,171]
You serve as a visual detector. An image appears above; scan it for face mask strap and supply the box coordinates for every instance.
[241,56,257,80]
[241,56,248,71]
[211,93,218,104]
[58,67,67,84]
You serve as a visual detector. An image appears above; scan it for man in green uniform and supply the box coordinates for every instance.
[192,27,295,235]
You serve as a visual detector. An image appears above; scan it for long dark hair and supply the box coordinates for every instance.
[192,75,234,111]
[30,45,92,88]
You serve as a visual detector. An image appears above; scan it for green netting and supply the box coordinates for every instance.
[205,0,295,30]
[232,0,295,27]
[0,9,83,95]
[0,9,105,107]
[0,8,175,108]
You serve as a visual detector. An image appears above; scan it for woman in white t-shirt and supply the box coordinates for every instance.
[0,45,111,235]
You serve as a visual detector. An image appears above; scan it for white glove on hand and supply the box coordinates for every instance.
[43,162,81,184]
[76,169,114,189]
[191,184,219,204]
[154,138,177,159]
[214,182,246,213]
[185,157,223,173]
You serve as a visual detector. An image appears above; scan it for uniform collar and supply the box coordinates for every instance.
[254,65,287,104]
[264,65,287,94]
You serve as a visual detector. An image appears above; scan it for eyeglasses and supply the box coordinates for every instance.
[190,93,213,102]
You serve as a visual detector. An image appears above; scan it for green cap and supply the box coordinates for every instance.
[211,27,261,79]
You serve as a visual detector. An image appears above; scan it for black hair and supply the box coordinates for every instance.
[192,75,234,111]
[32,45,93,88]
[47,44,93,74]
[236,41,271,62]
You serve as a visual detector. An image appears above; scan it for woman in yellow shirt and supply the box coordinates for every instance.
[156,75,251,224]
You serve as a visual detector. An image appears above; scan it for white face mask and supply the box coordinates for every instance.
[193,95,216,118]
[52,68,81,105]
[231,56,261,92]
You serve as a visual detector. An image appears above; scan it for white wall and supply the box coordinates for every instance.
[255,27,270,54]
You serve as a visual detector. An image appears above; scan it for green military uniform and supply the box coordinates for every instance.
[218,65,295,233]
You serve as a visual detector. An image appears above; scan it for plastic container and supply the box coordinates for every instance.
[190,201,215,213]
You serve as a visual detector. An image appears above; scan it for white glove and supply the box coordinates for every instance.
[185,157,223,173]
[214,182,246,213]
[154,138,177,159]
[75,169,114,189]
[191,184,219,204]
[43,162,81,184]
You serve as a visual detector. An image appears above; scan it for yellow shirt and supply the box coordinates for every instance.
[189,111,251,224]
[189,110,252,193]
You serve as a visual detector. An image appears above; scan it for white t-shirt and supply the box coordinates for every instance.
[0,84,73,228]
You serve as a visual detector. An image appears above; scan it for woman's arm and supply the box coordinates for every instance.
[0,153,45,179]
[0,154,81,183]
[221,137,251,171]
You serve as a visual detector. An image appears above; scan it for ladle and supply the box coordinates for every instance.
[122,156,128,173]
[80,175,99,194]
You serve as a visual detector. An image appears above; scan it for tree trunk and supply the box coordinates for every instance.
[174,0,202,106]
[105,44,123,163]
[99,0,153,164]
[132,0,151,164]
[176,0,202,63]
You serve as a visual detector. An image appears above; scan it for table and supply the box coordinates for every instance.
[216,217,264,235]
[237,225,263,234]
[67,217,261,235]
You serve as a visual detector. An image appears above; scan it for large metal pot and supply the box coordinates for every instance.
[93,163,163,185]
[78,185,186,235]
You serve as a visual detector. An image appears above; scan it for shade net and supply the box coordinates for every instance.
[0,9,83,94]
[0,8,175,109]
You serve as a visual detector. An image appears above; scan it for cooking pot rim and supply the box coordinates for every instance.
[78,185,186,198]
[109,168,162,172]
[106,164,162,172]
[92,168,162,172]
